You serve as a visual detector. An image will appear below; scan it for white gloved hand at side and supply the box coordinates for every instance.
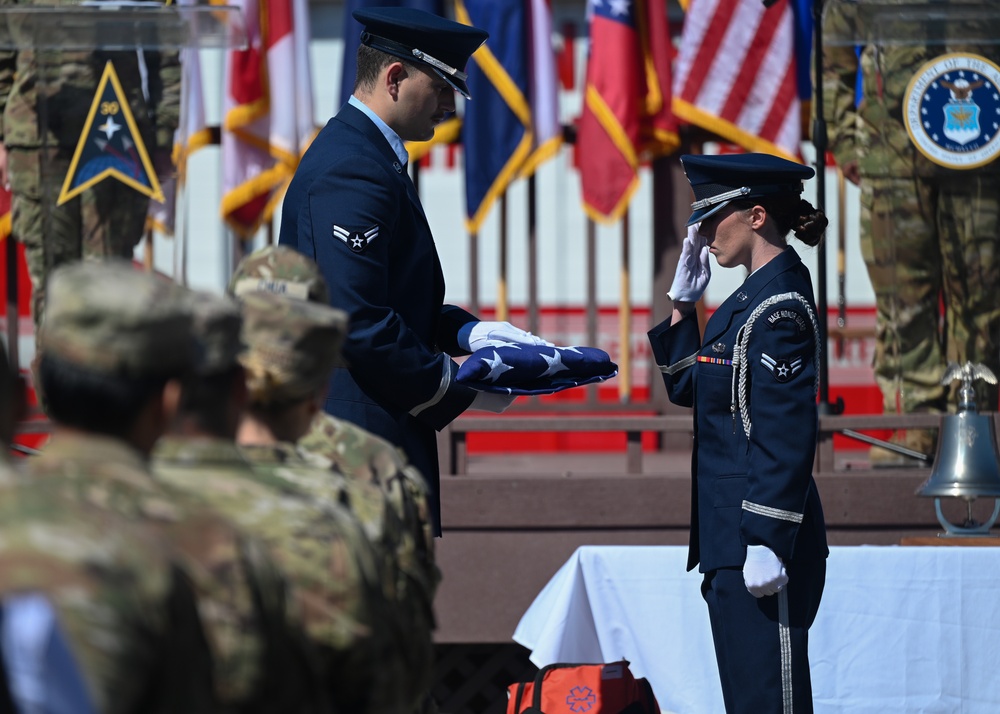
[466,321,554,352]
[468,390,516,414]
[743,545,788,598]
[667,223,711,303]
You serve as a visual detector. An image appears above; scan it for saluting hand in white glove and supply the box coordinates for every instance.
[743,545,788,598]
[667,223,711,303]
[466,321,553,352]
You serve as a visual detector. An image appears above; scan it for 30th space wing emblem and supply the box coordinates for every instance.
[58,61,164,206]
[333,224,379,254]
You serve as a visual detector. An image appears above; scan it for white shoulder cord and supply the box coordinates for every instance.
[729,292,821,438]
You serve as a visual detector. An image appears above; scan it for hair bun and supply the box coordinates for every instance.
[792,200,828,247]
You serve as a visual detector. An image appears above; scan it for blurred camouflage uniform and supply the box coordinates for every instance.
[235,289,436,714]
[0,0,180,327]
[231,245,440,604]
[823,0,1000,450]
[0,454,215,714]
[23,261,324,713]
[152,290,394,714]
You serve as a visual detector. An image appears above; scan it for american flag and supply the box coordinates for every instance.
[672,0,804,161]
[456,343,618,395]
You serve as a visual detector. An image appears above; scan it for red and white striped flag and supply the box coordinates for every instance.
[672,0,802,161]
[221,0,315,238]
[577,0,678,223]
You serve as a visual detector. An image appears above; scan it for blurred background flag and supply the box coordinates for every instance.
[457,0,561,233]
[221,0,315,237]
[672,0,812,161]
[147,0,213,238]
[520,0,561,178]
[577,0,678,224]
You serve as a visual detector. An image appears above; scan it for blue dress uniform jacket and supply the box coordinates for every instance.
[649,248,828,573]
[278,102,479,534]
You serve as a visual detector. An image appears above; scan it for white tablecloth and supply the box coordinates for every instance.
[512,545,1000,714]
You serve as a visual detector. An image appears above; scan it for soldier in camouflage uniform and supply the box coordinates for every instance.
[21,260,325,713]
[152,289,399,714]
[0,284,215,713]
[230,246,440,705]
[0,0,180,328]
[233,288,436,714]
[823,1,1000,459]
[229,246,439,605]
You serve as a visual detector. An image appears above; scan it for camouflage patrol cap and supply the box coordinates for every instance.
[228,246,329,304]
[187,291,244,375]
[39,260,195,377]
[239,291,348,405]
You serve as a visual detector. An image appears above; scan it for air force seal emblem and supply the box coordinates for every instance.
[904,53,1000,169]
[333,224,379,253]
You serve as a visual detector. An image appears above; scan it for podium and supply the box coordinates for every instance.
[822,1,1000,417]
[0,1,246,373]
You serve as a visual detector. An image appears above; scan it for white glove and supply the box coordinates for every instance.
[743,545,788,598]
[468,390,516,414]
[667,223,711,303]
[466,321,553,352]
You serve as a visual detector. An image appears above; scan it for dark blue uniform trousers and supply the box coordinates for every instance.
[701,556,826,714]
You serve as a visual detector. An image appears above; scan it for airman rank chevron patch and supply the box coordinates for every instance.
[332,224,379,253]
[760,352,803,383]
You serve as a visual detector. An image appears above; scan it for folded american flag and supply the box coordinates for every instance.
[456,344,618,395]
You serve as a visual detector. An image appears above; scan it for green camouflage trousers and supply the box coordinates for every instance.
[8,146,150,329]
[860,174,1000,413]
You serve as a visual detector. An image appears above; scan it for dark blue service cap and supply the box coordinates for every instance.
[353,7,488,100]
[680,153,815,226]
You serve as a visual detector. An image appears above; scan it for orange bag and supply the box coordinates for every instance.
[506,661,660,714]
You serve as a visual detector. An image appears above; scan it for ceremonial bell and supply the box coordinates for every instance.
[916,362,1000,536]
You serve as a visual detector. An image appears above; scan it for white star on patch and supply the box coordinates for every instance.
[98,116,121,140]
[760,353,803,383]
[481,350,514,382]
[333,225,379,252]
[540,349,569,377]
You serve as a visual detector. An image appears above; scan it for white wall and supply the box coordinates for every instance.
[152,0,875,316]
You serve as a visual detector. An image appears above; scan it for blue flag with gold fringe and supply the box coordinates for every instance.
[456,343,618,396]
[456,0,531,234]
[58,61,163,206]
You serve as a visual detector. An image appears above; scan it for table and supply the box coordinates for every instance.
[513,545,1000,714]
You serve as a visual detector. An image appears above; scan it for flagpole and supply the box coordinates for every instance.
[469,230,480,317]
[810,0,841,414]
[586,217,598,407]
[836,165,847,359]
[498,190,509,322]
[527,173,539,336]
[619,210,632,403]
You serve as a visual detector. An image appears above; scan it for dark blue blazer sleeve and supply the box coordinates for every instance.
[291,138,476,429]
[739,298,819,561]
[438,304,479,355]
[648,312,700,409]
